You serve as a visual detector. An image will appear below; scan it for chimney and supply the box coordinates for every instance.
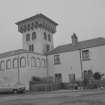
[71,33,78,45]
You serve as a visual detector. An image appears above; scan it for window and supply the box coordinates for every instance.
[26,34,30,41]
[34,21,38,28]
[54,55,60,64]
[23,25,26,32]
[29,44,34,52]
[0,60,5,71]
[27,24,30,31]
[55,73,62,83]
[36,57,40,67]
[13,58,18,68]
[6,59,11,69]
[32,32,36,40]
[69,73,75,82]
[20,27,23,33]
[41,58,46,67]
[44,32,47,40]
[46,44,50,52]
[20,57,26,68]
[83,70,88,80]
[48,34,51,41]
[82,49,90,61]
[31,23,34,30]
[31,57,36,67]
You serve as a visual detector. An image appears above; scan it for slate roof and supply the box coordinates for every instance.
[0,49,44,59]
[16,13,58,26]
[47,37,105,55]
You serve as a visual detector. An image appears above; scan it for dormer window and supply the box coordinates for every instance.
[26,34,30,41]
[32,32,36,40]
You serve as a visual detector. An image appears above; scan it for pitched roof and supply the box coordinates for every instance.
[16,13,58,26]
[47,37,105,55]
[0,49,44,59]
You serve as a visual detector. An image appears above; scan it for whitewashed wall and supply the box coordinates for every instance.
[82,45,105,74]
[48,51,81,83]
[0,52,47,90]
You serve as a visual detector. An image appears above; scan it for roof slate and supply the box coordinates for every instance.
[47,37,105,55]
[16,13,58,26]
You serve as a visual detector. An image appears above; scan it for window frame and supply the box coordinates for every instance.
[6,59,11,70]
[13,58,18,68]
[26,34,30,41]
[48,34,51,42]
[31,57,36,67]
[44,32,47,40]
[20,56,26,68]
[0,60,5,71]
[81,49,90,61]
[32,32,36,40]
[54,55,61,65]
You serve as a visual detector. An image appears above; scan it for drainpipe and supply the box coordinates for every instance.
[46,55,49,80]
[79,49,83,81]
[46,55,50,90]
[17,56,20,84]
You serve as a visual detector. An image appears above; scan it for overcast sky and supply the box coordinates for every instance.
[0,0,105,53]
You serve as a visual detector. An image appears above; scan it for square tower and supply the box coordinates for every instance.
[16,13,58,54]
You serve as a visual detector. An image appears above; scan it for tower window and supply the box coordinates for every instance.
[27,24,30,31]
[29,44,34,52]
[44,32,47,40]
[46,44,50,52]
[48,34,51,41]
[26,34,30,41]
[31,23,34,30]
[32,32,36,40]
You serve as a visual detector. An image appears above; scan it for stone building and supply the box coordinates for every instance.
[0,13,105,90]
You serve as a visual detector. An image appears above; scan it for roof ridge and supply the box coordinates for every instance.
[47,37,105,55]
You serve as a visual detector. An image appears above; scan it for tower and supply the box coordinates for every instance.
[16,14,58,54]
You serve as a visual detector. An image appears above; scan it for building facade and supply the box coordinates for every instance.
[0,14,105,90]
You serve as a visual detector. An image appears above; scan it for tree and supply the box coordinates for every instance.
[93,72,101,80]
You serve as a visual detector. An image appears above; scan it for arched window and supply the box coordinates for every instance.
[6,59,11,69]
[32,32,36,40]
[26,34,30,41]
[41,58,46,67]
[0,60,5,71]
[31,57,36,67]
[13,58,18,68]
[36,57,40,67]
[20,57,26,68]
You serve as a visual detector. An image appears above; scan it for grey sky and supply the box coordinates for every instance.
[0,0,105,53]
